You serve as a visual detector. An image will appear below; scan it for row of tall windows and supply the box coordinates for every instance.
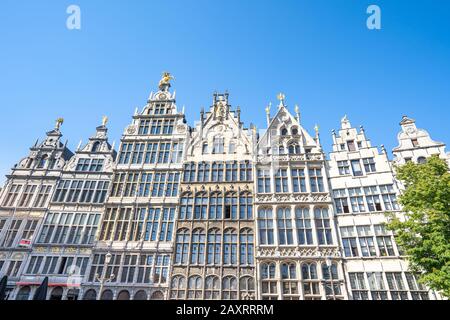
[111,172,180,198]
[52,180,110,204]
[118,141,183,165]
[183,161,252,183]
[257,168,324,193]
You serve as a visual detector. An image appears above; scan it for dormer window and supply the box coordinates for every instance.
[37,155,48,169]
[411,139,419,148]
[92,141,100,152]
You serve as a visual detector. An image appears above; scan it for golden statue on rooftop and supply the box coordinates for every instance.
[102,115,109,126]
[159,72,174,89]
[55,118,64,130]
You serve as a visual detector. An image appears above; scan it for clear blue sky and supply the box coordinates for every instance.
[1,0,449,183]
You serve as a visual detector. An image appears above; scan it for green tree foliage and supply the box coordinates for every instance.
[387,155,450,297]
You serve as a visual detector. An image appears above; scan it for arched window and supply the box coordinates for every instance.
[209,192,223,219]
[204,276,220,300]
[239,192,253,219]
[37,155,48,169]
[417,156,427,164]
[281,128,288,136]
[288,143,300,155]
[187,275,203,300]
[222,276,238,300]
[207,228,221,265]
[314,208,333,245]
[49,287,63,300]
[258,208,274,245]
[92,141,101,152]
[170,275,186,300]
[83,289,97,300]
[223,228,238,265]
[239,228,254,265]
[261,263,277,299]
[179,193,193,220]
[224,192,238,219]
[175,229,190,264]
[117,290,130,300]
[16,286,31,300]
[239,276,255,300]
[150,291,164,300]
[322,263,341,298]
[100,289,113,300]
[277,208,293,245]
[295,207,313,245]
[302,263,320,299]
[194,193,208,219]
[281,263,299,299]
[278,145,285,155]
[292,127,299,136]
[190,228,206,264]
[134,290,148,300]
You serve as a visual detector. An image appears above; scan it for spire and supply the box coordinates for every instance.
[341,115,351,129]
[314,124,322,149]
[277,92,286,109]
[265,102,272,126]
[295,104,300,122]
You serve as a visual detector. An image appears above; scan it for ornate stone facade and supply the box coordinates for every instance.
[0,77,447,300]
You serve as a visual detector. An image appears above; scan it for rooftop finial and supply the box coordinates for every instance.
[102,115,109,126]
[295,104,300,121]
[265,102,272,115]
[55,118,64,130]
[277,93,286,108]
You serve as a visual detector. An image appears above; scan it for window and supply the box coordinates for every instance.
[190,228,206,264]
[411,138,419,147]
[179,194,193,220]
[349,273,369,300]
[222,276,238,300]
[309,168,324,192]
[170,275,186,300]
[204,276,220,300]
[2,219,23,247]
[187,276,203,300]
[183,163,196,182]
[144,208,160,241]
[277,208,293,245]
[261,263,277,299]
[223,229,237,265]
[37,155,48,169]
[340,226,358,257]
[18,185,36,207]
[212,136,224,154]
[175,229,189,264]
[224,193,237,219]
[281,128,288,136]
[351,160,363,176]
[6,260,22,277]
[347,140,356,151]
[239,192,253,220]
[333,189,349,214]
[239,161,252,181]
[3,184,22,207]
[240,277,255,300]
[365,186,382,211]
[20,219,38,243]
[194,193,208,219]
[367,272,388,300]
[281,263,299,299]
[275,169,289,193]
[295,208,313,245]
[288,144,300,154]
[226,162,238,182]
[33,185,52,207]
[211,162,224,182]
[258,208,274,245]
[291,169,306,192]
[88,254,120,283]
[208,193,223,219]
[153,255,169,284]
[405,273,429,300]
[322,263,341,298]
[380,185,399,210]
[240,229,254,265]
[357,226,376,257]
[144,143,158,164]
[337,161,350,175]
[362,158,376,173]
[207,229,221,265]
[314,208,333,245]
[121,255,138,283]
[229,141,236,154]
[417,156,426,164]
[202,142,208,154]
[386,272,408,300]
[118,143,133,164]
[257,169,271,193]
[302,263,320,299]
[349,188,365,213]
